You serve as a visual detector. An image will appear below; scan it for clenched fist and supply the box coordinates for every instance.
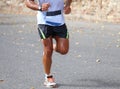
[41,3,50,11]
[64,6,71,14]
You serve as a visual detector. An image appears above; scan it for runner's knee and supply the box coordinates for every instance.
[59,48,68,55]
[44,48,53,56]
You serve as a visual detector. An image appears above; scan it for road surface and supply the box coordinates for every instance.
[0,14,120,89]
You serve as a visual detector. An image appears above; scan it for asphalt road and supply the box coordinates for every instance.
[0,14,120,89]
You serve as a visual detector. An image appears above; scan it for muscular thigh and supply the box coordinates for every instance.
[55,36,69,52]
[42,36,53,51]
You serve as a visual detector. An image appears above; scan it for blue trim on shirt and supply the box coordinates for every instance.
[46,21,61,26]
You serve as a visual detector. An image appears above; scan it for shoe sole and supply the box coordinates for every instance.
[45,85,57,88]
[44,84,57,88]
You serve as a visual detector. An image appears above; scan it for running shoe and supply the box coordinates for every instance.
[44,75,56,88]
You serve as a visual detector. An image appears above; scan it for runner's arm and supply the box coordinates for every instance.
[64,0,72,7]
[25,0,50,11]
[64,0,72,14]
[25,0,39,11]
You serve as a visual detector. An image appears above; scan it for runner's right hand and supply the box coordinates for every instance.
[41,3,50,11]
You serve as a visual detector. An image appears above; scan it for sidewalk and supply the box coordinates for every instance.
[0,14,120,89]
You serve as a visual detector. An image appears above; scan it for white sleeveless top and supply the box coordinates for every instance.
[37,0,65,26]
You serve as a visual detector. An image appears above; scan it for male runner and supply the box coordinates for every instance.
[25,0,72,87]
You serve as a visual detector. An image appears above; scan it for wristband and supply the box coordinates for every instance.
[38,6,42,11]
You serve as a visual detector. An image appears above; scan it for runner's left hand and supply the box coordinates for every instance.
[64,6,71,14]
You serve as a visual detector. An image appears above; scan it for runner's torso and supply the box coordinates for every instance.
[37,0,65,26]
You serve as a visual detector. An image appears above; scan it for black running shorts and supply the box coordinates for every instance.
[38,24,69,39]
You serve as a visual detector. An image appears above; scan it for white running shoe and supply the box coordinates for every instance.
[44,75,56,88]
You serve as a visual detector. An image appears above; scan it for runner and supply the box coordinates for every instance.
[25,0,72,87]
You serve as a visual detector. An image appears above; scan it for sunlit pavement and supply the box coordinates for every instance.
[0,14,120,89]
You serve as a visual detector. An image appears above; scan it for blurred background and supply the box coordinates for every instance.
[0,0,120,23]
